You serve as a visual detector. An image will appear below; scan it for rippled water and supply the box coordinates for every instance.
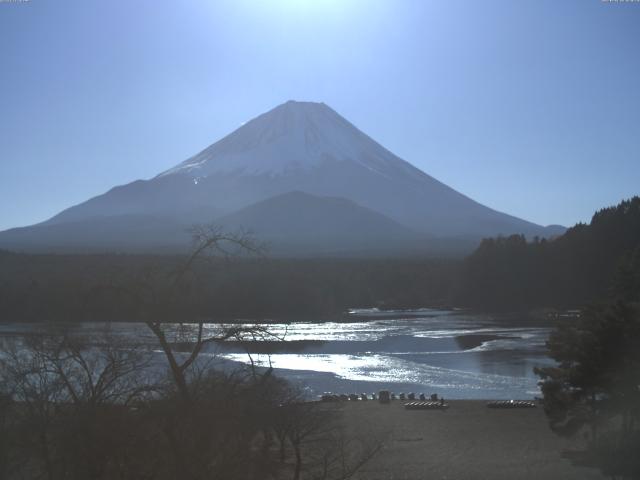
[214,309,555,399]
[0,309,557,399]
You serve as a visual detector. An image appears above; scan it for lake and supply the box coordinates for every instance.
[0,308,559,400]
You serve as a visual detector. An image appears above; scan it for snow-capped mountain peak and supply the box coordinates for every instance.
[159,100,403,178]
[6,99,562,252]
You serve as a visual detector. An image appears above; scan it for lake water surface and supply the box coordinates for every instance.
[0,309,558,400]
[216,309,555,399]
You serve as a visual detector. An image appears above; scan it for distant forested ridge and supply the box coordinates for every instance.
[0,253,457,323]
[0,197,638,322]
[458,197,640,309]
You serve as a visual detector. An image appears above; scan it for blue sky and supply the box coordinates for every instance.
[1,0,639,231]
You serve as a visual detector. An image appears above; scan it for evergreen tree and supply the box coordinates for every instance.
[535,302,640,478]
[460,196,640,309]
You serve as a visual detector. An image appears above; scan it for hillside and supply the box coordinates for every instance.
[458,196,640,309]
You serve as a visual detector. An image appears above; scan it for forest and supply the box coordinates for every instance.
[0,196,638,323]
[460,196,640,309]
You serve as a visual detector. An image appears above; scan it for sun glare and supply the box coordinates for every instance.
[240,0,360,22]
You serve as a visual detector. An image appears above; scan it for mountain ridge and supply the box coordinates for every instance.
[216,190,427,255]
[0,100,565,255]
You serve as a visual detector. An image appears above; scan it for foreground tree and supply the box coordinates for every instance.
[85,224,273,402]
[66,225,383,480]
[0,329,157,480]
[0,330,382,480]
[535,302,640,479]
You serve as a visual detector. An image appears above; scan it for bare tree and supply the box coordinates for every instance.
[143,226,266,400]
[268,383,384,480]
[82,224,271,402]
[0,329,157,480]
[1,225,383,480]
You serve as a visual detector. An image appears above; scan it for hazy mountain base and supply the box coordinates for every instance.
[0,197,637,323]
[0,191,506,257]
[0,194,480,257]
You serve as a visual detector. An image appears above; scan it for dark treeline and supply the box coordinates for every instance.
[459,196,640,310]
[1,196,638,322]
[0,252,458,322]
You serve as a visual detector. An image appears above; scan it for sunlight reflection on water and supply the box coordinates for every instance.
[0,309,556,399]
[214,309,554,399]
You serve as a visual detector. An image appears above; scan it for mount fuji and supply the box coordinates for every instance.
[0,101,564,255]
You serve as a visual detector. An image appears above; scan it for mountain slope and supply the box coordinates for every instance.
[216,191,426,255]
[0,214,191,253]
[0,100,564,254]
[48,101,554,237]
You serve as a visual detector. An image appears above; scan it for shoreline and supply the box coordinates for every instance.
[0,305,581,326]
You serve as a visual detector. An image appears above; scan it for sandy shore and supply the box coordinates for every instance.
[341,400,604,480]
